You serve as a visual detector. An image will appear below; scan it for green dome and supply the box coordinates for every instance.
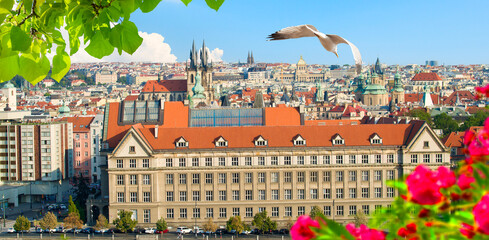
[59,104,70,114]
[3,82,15,89]
[192,72,205,99]
[394,72,400,79]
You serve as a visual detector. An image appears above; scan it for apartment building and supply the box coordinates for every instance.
[102,101,450,228]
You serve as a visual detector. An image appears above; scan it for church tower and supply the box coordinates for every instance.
[186,40,214,106]
[390,72,405,104]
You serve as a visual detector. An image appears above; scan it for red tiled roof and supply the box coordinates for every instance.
[404,93,442,104]
[141,80,187,93]
[61,117,95,132]
[124,95,139,101]
[444,91,474,105]
[442,131,464,148]
[305,120,360,126]
[466,106,489,115]
[411,72,442,81]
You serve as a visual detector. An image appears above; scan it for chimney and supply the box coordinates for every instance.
[155,125,159,138]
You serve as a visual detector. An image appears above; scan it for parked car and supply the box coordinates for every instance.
[145,228,155,234]
[55,227,65,233]
[155,229,169,234]
[215,229,228,235]
[192,227,204,234]
[67,228,81,234]
[204,230,215,235]
[35,228,43,233]
[59,204,67,210]
[81,227,94,234]
[176,227,192,234]
[242,230,252,235]
[279,229,290,235]
[95,228,109,234]
[44,228,56,233]
[133,227,145,234]
[7,228,15,233]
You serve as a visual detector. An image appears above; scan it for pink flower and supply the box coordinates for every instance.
[458,174,475,190]
[346,224,386,240]
[406,165,455,205]
[474,194,489,235]
[290,215,320,240]
[461,223,475,239]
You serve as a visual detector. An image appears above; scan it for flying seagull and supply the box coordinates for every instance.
[268,24,362,74]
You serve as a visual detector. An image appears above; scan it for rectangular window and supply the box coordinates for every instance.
[205,157,212,166]
[129,159,136,168]
[362,155,369,164]
[193,191,200,201]
[258,156,265,165]
[245,157,252,166]
[232,208,240,217]
[349,205,357,216]
[219,208,226,218]
[116,159,123,168]
[271,172,279,183]
[232,157,238,166]
[349,155,356,164]
[232,190,240,201]
[387,170,395,180]
[117,192,124,202]
[219,191,226,201]
[349,188,356,198]
[336,188,344,199]
[206,208,213,218]
[166,158,173,167]
[310,172,318,182]
[143,192,151,202]
[336,155,343,164]
[362,188,369,198]
[143,209,150,223]
[270,189,279,200]
[387,154,394,163]
[362,205,370,215]
[297,172,305,182]
[142,175,150,185]
[179,158,186,167]
[375,205,382,213]
[271,156,278,165]
[218,173,226,184]
[130,192,138,202]
[374,170,382,181]
[387,187,395,198]
[310,156,318,165]
[258,173,266,183]
[310,189,318,199]
[192,173,200,184]
[323,155,331,164]
[375,188,382,198]
[193,208,200,218]
[297,156,305,165]
[167,209,174,219]
[436,154,443,163]
[166,192,174,201]
[218,157,226,166]
[272,207,279,217]
[324,206,331,216]
[324,171,331,182]
[116,175,124,185]
[180,208,187,219]
[179,174,187,184]
[336,171,343,182]
[423,154,430,163]
[142,159,149,168]
[375,155,382,164]
[206,191,213,201]
[259,190,266,200]
[245,173,253,183]
[205,173,213,184]
[166,174,174,184]
[411,154,418,163]
[284,172,292,182]
[336,206,344,216]
[192,158,199,167]
[284,189,292,200]
[129,175,137,185]
[180,191,187,201]
[232,173,240,183]
[245,190,253,200]
[285,207,292,217]
[284,156,291,165]
[349,171,356,181]
[323,189,331,199]
[246,207,253,218]
[298,206,305,216]
[362,171,369,181]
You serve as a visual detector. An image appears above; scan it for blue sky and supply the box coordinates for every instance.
[128,0,489,65]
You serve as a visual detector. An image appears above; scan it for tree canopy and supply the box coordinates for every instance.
[0,0,224,85]
[226,215,244,234]
[203,218,218,233]
[113,210,137,233]
[63,212,83,230]
[155,217,167,231]
[13,215,31,232]
[39,212,58,230]
[251,210,277,233]
[94,214,109,230]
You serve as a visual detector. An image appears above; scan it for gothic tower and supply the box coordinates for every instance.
[186,40,214,105]
[390,72,405,104]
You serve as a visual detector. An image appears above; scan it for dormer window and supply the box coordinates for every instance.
[370,133,382,145]
[293,135,306,146]
[175,137,188,148]
[254,135,268,146]
[215,136,228,147]
[332,134,344,145]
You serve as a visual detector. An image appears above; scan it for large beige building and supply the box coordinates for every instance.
[103,101,450,228]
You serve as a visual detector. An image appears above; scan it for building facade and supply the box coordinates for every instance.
[63,117,94,182]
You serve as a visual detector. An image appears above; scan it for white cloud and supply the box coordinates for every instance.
[209,48,224,63]
[69,31,177,63]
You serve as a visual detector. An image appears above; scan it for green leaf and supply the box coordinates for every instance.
[109,21,142,55]
[85,31,114,59]
[10,26,32,51]
[51,50,71,82]
[320,217,355,240]
[0,55,19,83]
[119,0,136,17]
[387,180,407,192]
[0,0,14,10]
[181,0,192,6]
[140,0,161,13]
[19,53,50,85]
[205,0,224,11]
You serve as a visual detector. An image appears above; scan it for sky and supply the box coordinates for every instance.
[72,0,489,65]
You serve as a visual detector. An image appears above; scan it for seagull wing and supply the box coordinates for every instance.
[327,34,363,73]
[268,24,319,40]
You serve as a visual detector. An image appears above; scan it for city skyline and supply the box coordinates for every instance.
[71,0,489,65]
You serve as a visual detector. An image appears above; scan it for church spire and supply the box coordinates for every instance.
[190,40,198,69]
[201,40,208,68]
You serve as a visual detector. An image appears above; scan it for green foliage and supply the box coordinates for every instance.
[353,211,368,227]
[409,108,432,126]
[68,195,79,217]
[203,218,218,233]
[251,210,277,233]
[0,0,224,85]
[433,113,459,137]
[63,212,83,229]
[73,175,89,221]
[113,210,137,233]
[459,110,489,131]
[155,217,167,231]
[39,212,58,230]
[226,215,244,234]
[94,214,109,230]
[13,215,30,232]
[309,206,324,220]
[311,216,355,240]
[285,217,294,230]
[117,76,127,85]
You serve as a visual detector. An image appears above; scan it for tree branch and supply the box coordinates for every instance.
[18,0,38,27]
